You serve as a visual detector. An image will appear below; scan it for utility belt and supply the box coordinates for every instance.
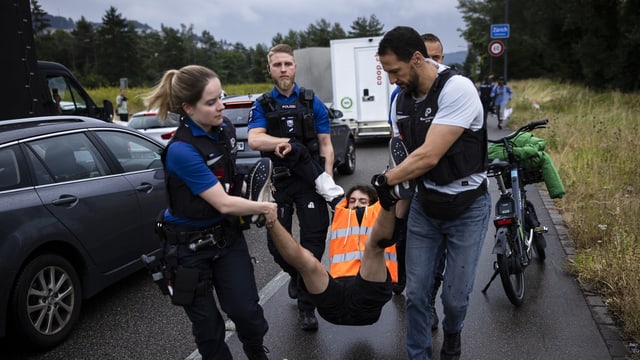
[162,222,232,250]
[417,179,487,220]
[142,216,235,307]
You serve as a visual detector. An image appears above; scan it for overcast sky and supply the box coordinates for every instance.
[38,0,468,53]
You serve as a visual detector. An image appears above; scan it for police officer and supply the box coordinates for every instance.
[248,44,335,331]
[144,65,277,360]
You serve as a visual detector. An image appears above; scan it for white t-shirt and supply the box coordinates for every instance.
[390,64,486,194]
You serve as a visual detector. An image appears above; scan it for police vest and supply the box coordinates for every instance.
[328,198,398,282]
[258,88,320,161]
[162,119,237,220]
[396,69,487,186]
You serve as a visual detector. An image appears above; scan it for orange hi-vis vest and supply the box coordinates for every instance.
[328,198,398,282]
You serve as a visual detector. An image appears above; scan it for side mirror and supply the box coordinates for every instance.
[102,100,114,122]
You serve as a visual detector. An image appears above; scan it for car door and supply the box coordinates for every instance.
[28,132,145,273]
[92,130,166,257]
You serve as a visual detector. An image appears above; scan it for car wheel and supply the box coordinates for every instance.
[11,254,82,349]
[337,137,356,175]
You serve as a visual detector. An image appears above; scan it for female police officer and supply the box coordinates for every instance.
[144,65,277,360]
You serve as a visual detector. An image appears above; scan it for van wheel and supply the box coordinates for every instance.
[11,254,82,349]
[337,138,356,175]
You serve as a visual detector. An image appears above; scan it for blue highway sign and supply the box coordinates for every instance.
[491,24,510,39]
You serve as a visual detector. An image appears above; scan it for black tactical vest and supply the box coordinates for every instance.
[258,88,320,160]
[162,119,237,220]
[396,69,487,186]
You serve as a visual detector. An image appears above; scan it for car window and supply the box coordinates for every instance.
[26,133,110,183]
[223,107,251,126]
[95,130,163,172]
[47,75,87,113]
[0,145,24,191]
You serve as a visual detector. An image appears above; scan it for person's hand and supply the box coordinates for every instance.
[274,142,292,158]
[371,173,397,210]
[263,202,277,226]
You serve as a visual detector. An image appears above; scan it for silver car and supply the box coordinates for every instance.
[128,110,179,144]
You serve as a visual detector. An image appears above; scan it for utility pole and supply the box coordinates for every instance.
[504,0,509,81]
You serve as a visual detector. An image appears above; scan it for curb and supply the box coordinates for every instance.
[537,186,631,359]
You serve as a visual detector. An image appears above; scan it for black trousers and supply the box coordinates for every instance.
[267,174,330,312]
[177,230,268,360]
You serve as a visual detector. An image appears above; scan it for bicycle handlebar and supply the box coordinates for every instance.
[488,119,549,144]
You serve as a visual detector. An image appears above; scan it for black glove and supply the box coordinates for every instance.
[371,173,397,211]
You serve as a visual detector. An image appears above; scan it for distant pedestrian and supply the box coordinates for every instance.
[478,76,495,124]
[490,76,512,129]
[116,88,129,122]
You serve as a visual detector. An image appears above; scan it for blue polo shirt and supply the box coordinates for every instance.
[163,117,228,227]
[248,84,330,134]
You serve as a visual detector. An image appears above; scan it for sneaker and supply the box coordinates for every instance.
[299,309,318,331]
[242,344,269,360]
[388,137,414,199]
[247,158,274,226]
[392,274,406,295]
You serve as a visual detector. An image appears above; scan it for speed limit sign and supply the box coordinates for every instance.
[488,40,504,57]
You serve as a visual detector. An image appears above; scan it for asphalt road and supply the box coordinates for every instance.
[0,117,629,359]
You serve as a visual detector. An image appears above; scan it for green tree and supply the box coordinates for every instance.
[30,0,49,35]
[71,17,97,80]
[612,0,640,90]
[157,25,189,71]
[303,19,336,47]
[348,15,384,37]
[249,44,269,83]
[138,30,164,85]
[96,7,139,86]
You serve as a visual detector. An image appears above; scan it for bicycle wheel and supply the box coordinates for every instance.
[525,201,546,261]
[495,228,525,305]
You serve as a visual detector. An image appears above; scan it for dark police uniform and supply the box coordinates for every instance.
[248,85,331,324]
[161,117,267,360]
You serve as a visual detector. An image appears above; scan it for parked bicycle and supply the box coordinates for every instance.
[482,119,549,306]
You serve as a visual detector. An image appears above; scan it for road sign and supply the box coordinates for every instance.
[488,40,504,57]
[491,24,510,39]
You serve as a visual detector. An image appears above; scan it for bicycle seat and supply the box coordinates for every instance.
[487,159,510,176]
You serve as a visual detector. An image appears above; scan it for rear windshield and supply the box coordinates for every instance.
[129,113,179,129]
[223,107,251,126]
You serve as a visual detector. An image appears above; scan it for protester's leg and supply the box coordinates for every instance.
[266,220,330,294]
[359,204,397,282]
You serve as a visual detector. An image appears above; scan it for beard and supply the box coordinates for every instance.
[275,76,294,92]
[400,69,420,95]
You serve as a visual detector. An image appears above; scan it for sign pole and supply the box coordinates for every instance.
[504,0,509,81]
